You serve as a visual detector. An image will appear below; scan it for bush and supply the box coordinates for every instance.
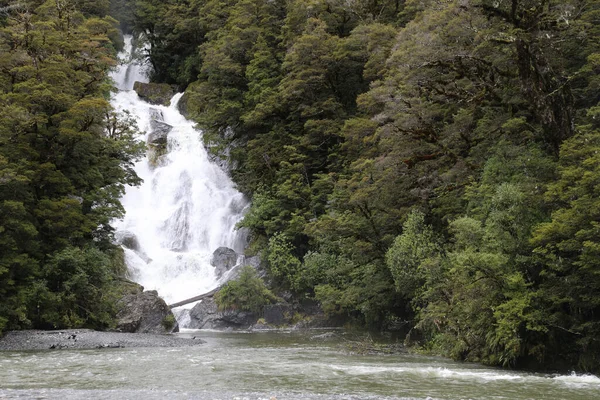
[161,314,176,331]
[215,266,278,313]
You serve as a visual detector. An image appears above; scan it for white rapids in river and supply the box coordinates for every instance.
[109,36,248,309]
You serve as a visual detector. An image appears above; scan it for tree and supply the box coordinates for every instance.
[215,266,278,313]
[0,0,143,332]
[531,121,600,371]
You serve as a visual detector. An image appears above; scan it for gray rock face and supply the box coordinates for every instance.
[115,230,140,251]
[146,108,172,168]
[116,289,179,334]
[244,254,268,279]
[114,231,152,264]
[149,108,163,121]
[177,92,190,118]
[263,303,292,325]
[187,297,257,330]
[211,247,238,278]
[148,120,172,145]
[133,81,175,106]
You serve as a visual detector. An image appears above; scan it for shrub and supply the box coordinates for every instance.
[161,314,176,331]
[215,266,278,313]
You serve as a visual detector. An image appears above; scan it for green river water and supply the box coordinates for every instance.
[0,330,598,400]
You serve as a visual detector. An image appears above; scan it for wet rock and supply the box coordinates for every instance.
[148,120,172,145]
[133,81,175,106]
[115,231,152,264]
[177,92,190,118]
[165,219,190,250]
[149,107,164,121]
[187,297,218,329]
[115,230,140,251]
[146,108,172,168]
[116,290,179,334]
[239,254,268,279]
[263,303,292,325]
[136,251,153,265]
[211,247,238,279]
[187,296,258,330]
[162,179,192,252]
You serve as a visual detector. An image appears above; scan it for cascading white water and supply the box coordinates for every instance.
[110,35,248,310]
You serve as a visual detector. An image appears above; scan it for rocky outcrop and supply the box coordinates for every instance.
[263,303,292,325]
[211,247,238,279]
[177,92,190,118]
[114,230,152,264]
[242,254,267,279]
[147,107,172,167]
[187,296,258,330]
[148,120,172,145]
[115,230,140,251]
[116,287,179,334]
[133,81,175,106]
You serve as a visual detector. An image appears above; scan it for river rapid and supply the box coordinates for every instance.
[1,330,599,400]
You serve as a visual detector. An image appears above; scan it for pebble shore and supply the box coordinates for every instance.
[0,329,205,351]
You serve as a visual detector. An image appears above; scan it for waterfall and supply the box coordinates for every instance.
[110,35,249,312]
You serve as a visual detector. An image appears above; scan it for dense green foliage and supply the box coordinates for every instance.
[0,0,144,333]
[129,0,600,371]
[215,266,278,313]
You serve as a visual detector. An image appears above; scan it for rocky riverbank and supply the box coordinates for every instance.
[0,329,205,351]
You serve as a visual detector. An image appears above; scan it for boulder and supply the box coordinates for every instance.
[116,289,179,334]
[187,296,257,330]
[148,120,172,145]
[114,231,152,264]
[146,108,172,168]
[133,81,175,106]
[211,247,238,278]
[115,230,140,251]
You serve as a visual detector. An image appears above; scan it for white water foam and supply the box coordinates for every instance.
[112,36,148,91]
[329,363,600,390]
[552,372,600,388]
[328,364,524,381]
[109,35,248,310]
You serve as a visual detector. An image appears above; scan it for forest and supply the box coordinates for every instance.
[0,0,144,332]
[1,0,599,373]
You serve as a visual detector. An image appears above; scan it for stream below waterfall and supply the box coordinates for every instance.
[1,330,599,400]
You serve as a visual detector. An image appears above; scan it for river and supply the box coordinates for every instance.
[0,330,598,399]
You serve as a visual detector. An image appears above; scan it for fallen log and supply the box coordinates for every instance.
[169,286,221,309]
